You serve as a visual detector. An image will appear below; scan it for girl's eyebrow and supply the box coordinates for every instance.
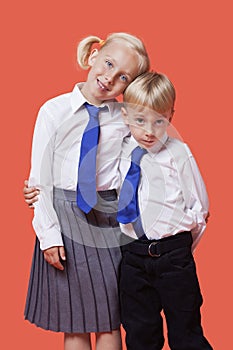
[123,69,134,79]
[105,55,133,78]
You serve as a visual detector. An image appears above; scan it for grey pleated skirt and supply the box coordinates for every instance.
[24,188,122,333]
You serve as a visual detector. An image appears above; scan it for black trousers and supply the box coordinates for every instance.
[120,233,213,350]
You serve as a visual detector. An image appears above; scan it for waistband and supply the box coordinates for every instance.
[121,232,192,257]
[53,187,117,202]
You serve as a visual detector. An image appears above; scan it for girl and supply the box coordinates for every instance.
[24,32,150,350]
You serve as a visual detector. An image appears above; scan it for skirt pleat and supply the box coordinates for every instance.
[24,188,122,333]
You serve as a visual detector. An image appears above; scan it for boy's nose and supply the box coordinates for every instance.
[145,126,154,136]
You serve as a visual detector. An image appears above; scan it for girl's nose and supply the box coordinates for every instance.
[104,71,115,84]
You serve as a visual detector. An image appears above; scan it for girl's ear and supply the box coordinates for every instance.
[88,49,99,67]
[121,107,129,125]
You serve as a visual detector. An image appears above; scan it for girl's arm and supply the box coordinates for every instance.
[29,105,64,252]
[24,180,66,270]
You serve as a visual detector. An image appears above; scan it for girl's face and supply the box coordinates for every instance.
[81,41,140,105]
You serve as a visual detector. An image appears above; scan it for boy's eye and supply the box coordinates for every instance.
[155,119,165,126]
[135,118,145,125]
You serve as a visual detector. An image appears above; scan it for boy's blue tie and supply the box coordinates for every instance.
[76,102,100,213]
[117,146,147,224]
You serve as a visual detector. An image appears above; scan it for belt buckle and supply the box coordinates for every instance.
[148,242,161,257]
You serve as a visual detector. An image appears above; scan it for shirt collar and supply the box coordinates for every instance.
[124,132,169,158]
[147,132,169,155]
[70,82,118,116]
[70,83,86,113]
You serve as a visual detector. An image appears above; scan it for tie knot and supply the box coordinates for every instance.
[131,146,148,165]
[84,102,100,118]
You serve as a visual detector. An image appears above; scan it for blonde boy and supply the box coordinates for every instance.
[118,72,213,350]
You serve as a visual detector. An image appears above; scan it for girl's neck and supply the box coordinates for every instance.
[80,85,103,107]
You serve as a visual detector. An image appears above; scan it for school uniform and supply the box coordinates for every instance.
[24,83,129,333]
[119,134,213,349]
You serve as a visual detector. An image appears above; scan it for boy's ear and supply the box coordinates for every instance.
[121,107,129,124]
[88,49,99,66]
[169,108,175,123]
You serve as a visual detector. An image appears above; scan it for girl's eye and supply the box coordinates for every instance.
[120,74,127,82]
[106,60,113,68]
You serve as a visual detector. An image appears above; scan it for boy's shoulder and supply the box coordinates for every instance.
[165,137,193,161]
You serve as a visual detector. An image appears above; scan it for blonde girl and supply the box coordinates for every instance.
[24,32,150,350]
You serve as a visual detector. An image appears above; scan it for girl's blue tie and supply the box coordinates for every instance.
[76,102,100,213]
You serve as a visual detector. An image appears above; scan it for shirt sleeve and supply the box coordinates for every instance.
[179,147,209,251]
[29,105,64,251]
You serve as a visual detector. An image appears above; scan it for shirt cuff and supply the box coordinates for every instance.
[32,220,64,251]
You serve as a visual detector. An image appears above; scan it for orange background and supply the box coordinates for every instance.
[1,0,232,349]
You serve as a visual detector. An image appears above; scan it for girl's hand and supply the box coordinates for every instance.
[23,180,40,208]
[43,246,66,271]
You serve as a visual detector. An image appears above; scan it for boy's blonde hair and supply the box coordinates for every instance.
[77,32,150,75]
[123,71,176,114]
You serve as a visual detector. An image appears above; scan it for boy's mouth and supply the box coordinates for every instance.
[143,138,156,144]
[141,138,157,147]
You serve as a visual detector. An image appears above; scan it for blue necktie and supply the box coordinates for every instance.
[117,146,147,224]
[76,102,100,213]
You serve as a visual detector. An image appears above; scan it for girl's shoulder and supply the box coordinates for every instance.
[41,91,72,113]
[35,90,73,129]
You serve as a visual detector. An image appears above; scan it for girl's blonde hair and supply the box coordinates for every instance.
[123,71,176,114]
[77,32,150,75]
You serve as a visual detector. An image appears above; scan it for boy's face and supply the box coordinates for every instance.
[122,105,173,149]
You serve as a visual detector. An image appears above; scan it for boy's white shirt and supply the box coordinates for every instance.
[118,133,209,251]
[29,84,129,250]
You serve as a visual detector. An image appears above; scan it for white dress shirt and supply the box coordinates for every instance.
[29,83,129,250]
[119,134,209,251]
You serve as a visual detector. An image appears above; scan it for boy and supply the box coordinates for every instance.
[117,72,213,350]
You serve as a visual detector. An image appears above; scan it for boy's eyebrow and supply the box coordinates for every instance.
[130,106,146,113]
[133,112,146,117]
[134,109,145,115]
[128,110,145,116]
[131,110,168,120]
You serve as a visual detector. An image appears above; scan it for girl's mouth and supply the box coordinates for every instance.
[97,79,110,91]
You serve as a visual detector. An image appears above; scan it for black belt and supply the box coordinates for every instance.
[97,189,117,201]
[122,232,192,257]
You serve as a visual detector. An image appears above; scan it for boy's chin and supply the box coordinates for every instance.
[139,140,158,149]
